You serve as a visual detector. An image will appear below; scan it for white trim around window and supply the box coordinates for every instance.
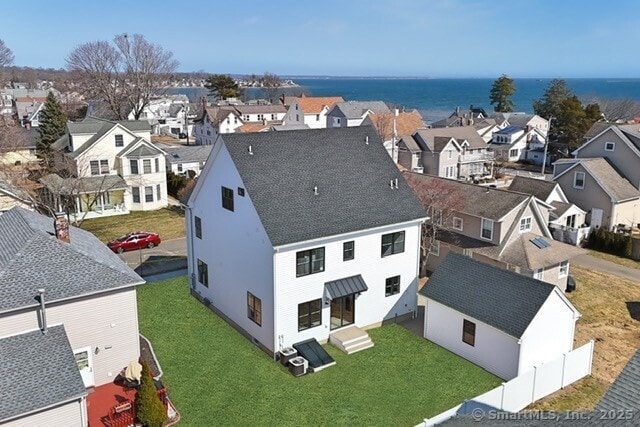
[604,141,615,151]
[534,268,544,280]
[559,261,569,278]
[481,218,493,240]
[452,217,463,231]
[429,239,440,256]
[573,171,585,189]
[519,216,532,233]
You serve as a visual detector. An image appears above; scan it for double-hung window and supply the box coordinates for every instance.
[197,259,208,287]
[130,159,139,175]
[222,186,234,211]
[453,217,463,231]
[298,299,322,331]
[115,134,124,147]
[462,320,476,346]
[574,171,585,189]
[343,241,354,261]
[519,217,532,233]
[143,159,152,174]
[247,292,262,326]
[385,276,400,297]
[132,187,140,203]
[145,186,154,202]
[381,231,405,257]
[481,218,493,240]
[296,247,325,277]
[195,216,202,239]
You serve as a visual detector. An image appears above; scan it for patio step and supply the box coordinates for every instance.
[329,326,374,354]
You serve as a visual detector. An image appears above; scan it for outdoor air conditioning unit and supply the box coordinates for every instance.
[288,356,308,377]
[279,347,298,366]
[412,167,424,173]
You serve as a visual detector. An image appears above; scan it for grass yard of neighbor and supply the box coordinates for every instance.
[529,265,640,411]
[79,207,185,243]
[137,276,501,426]
[589,250,640,270]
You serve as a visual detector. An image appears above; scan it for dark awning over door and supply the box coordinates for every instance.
[324,274,368,300]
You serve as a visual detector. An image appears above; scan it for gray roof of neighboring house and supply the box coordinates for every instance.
[508,176,558,202]
[495,125,525,135]
[421,252,559,338]
[234,104,287,114]
[555,158,640,202]
[270,124,311,131]
[597,348,640,412]
[329,101,391,119]
[550,201,573,218]
[39,173,128,195]
[0,207,143,313]
[413,126,488,150]
[398,135,421,152]
[218,126,427,246]
[404,173,528,220]
[156,143,213,164]
[194,106,237,126]
[584,121,614,140]
[125,142,161,158]
[0,177,31,204]
[0,325,87,423]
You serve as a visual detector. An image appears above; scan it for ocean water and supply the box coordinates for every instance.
[171,78,640,122]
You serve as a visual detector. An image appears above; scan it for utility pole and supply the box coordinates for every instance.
[541,116,552,178]
[392,109,398,162]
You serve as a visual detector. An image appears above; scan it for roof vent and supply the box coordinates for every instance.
[248,145,254,155]
[389,178,398,189]
[313,186,319,196]
[365,136,369,144]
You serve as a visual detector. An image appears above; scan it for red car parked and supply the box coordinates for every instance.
[108,232,161,254]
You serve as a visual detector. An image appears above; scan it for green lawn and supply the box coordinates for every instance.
[137,277,501,426]
[79,207,185,243]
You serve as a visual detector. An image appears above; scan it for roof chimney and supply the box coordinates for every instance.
[37,288,47,335]
[54,212,70,243]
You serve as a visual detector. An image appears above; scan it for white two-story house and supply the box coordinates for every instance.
[192,106,244,145]
[186,127,427,362]
[282,96,344,129]
[46,117,168,220]
[326,101,391,128]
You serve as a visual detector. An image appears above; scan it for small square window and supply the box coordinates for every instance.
[222,186,234,211]
[238,187,245,197]
[385,276,400,297]
[343,241,354,261]
[463,319,475,346]
[605,142,615,151]
[452,217,463,231]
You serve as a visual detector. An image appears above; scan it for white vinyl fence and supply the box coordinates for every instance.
[419,340,594,427]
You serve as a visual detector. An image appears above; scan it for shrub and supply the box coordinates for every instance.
[135,360,167,427]
[587,227,632,258]
[166,171,188,197]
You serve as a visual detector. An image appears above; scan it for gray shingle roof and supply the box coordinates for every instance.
[234,104,287,114]
[330,101,391,119]
[420,252,557,338]
[414,126,488,150]
[39,173,128,195]
[0,207,143,313]
[156,143,213,165]
[219,127,427,246]
[61,117,150,159]
[508,176,558,202]
[0,325,87,422]
[597,348,640,412]
[555,158,640,202]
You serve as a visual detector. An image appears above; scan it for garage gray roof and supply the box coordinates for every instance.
[0,325,87,423]
[220,127,427,246]
[0,207,143,313]
[508,176,557,202]
[329,101,391,119]
[420,252,558,338]
[156,143,213,165]
[597,348,640,412]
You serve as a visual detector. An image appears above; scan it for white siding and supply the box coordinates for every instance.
[424,299,520,380]
[303,108,329,129]
[0,288,140,386]
[75,126,139,178]
[518,290,577,375]
[188,142,275,352]
[273,222,421,350]
[3,399,85,427]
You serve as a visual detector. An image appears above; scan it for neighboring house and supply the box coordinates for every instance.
[0,91,13,116]
[45,117,168,220]
[0,126,38,165]
[473,118,504,143]
[489,125,547,162]
[404,173,584,288]
[156,142,213,177]
[234,104,287,124]
[421,252,580,380]
[508,176,588,246]
[491,112,549,137]
[326,101,391,128]
[282,96,344,129]
[186,127,427,358]
[430,105,488,128]
[0,178,34,212]
[0,207,144,426]
[127,95,194,136]
[192,106,243,145]
[15,97,46,128]
[364,110,426,161]
[553,158,640,230]
[398,127,494,180]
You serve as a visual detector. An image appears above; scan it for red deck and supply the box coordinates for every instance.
[86,382,137,427]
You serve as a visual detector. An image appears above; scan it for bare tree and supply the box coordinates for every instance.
[403,173,466,276]
[260,72,282,103]
[370,112,395,143]
[0,39,13,67]
[581,96,640,123]
[66,34,178,120]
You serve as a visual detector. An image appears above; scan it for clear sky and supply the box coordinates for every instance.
[3,0,638,78]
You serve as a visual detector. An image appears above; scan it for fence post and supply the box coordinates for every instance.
[561,353,567,388]
[500,383,506,410]
[588,340,595,376]
[530,366,537,403]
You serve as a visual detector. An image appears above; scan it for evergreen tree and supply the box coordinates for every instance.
[37,92,67,168]
[135,360,167,427]
[533,79,574,119]
[489,74,516,112]
[204,74,243,100]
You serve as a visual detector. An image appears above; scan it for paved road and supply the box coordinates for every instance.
[571,253,640,283]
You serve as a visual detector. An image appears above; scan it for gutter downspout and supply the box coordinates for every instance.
[38,288,47,335]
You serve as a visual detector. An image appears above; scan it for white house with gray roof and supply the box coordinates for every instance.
[186,127,427,360]
[46,117,168,220]
[0,207,144,426]
[421,252,581,380]
[325,101,391,128]
[156,142,213,177]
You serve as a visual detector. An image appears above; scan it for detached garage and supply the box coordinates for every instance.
[420,252,581,380]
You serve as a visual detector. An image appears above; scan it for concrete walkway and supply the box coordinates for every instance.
[571,253,640,283]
